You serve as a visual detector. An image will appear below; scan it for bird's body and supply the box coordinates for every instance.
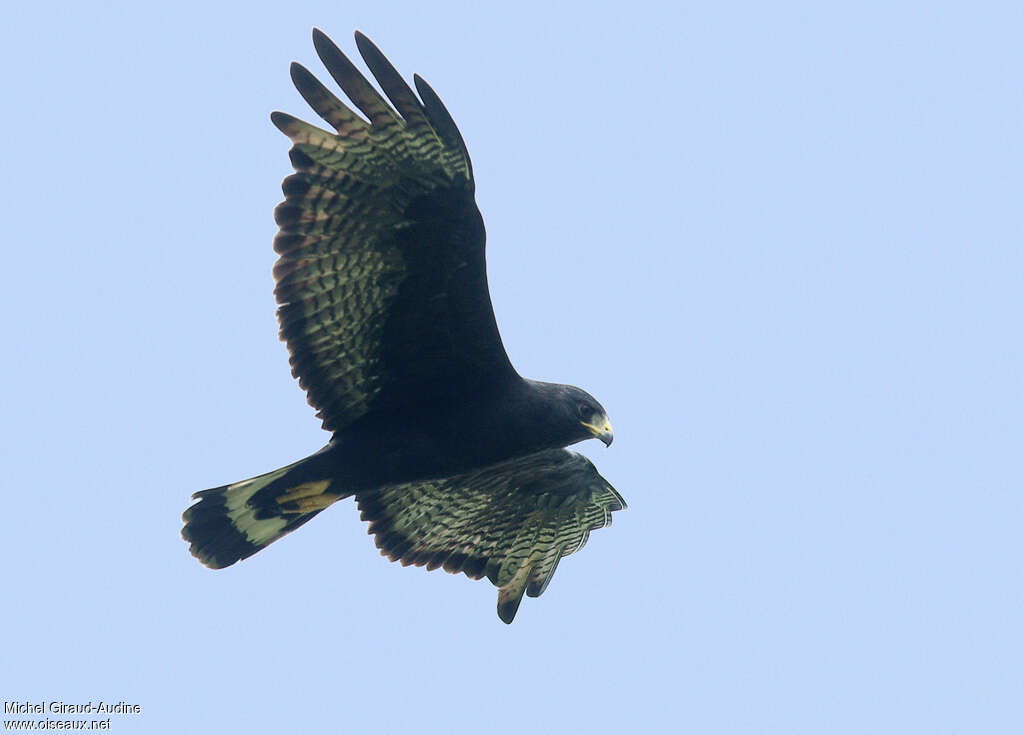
[328,380,592,483]
[182,29,624,623]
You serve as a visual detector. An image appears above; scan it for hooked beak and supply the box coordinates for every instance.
[581,416,614,447]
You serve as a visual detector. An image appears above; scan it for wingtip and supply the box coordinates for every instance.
[269,110,292,132]
[496,584,527,624]
[312,27,338,57]
[353,30,385,65]
[497,600,518,624]
[412,73,430,98]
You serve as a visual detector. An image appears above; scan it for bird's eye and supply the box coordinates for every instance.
[577,403,589,418]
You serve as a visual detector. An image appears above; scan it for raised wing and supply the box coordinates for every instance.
[272,30,516,432]
[355,449,626,623]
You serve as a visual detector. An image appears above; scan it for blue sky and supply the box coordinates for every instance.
[3,1,1021,732]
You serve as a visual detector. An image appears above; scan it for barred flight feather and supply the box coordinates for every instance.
[355,449,625,623]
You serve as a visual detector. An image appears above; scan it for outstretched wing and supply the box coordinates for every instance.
[272,30,516,433]
[355,449,626,623]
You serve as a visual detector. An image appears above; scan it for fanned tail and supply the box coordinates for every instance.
[182,453,348,569]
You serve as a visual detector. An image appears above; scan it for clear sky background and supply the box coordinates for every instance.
[2,1,1021,733]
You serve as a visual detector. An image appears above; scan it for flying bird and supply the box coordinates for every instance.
[182,29,625,623]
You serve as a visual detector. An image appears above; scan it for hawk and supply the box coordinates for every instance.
[182,29,625,623]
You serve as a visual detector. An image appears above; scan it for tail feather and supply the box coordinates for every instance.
[182,456,346,569]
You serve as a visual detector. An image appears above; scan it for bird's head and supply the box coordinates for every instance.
[571,388,614,447]
[526,381,614,448]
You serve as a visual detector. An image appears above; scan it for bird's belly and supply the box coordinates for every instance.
[327,417,513,488]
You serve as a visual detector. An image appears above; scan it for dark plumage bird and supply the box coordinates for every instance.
[181,29,625,623]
